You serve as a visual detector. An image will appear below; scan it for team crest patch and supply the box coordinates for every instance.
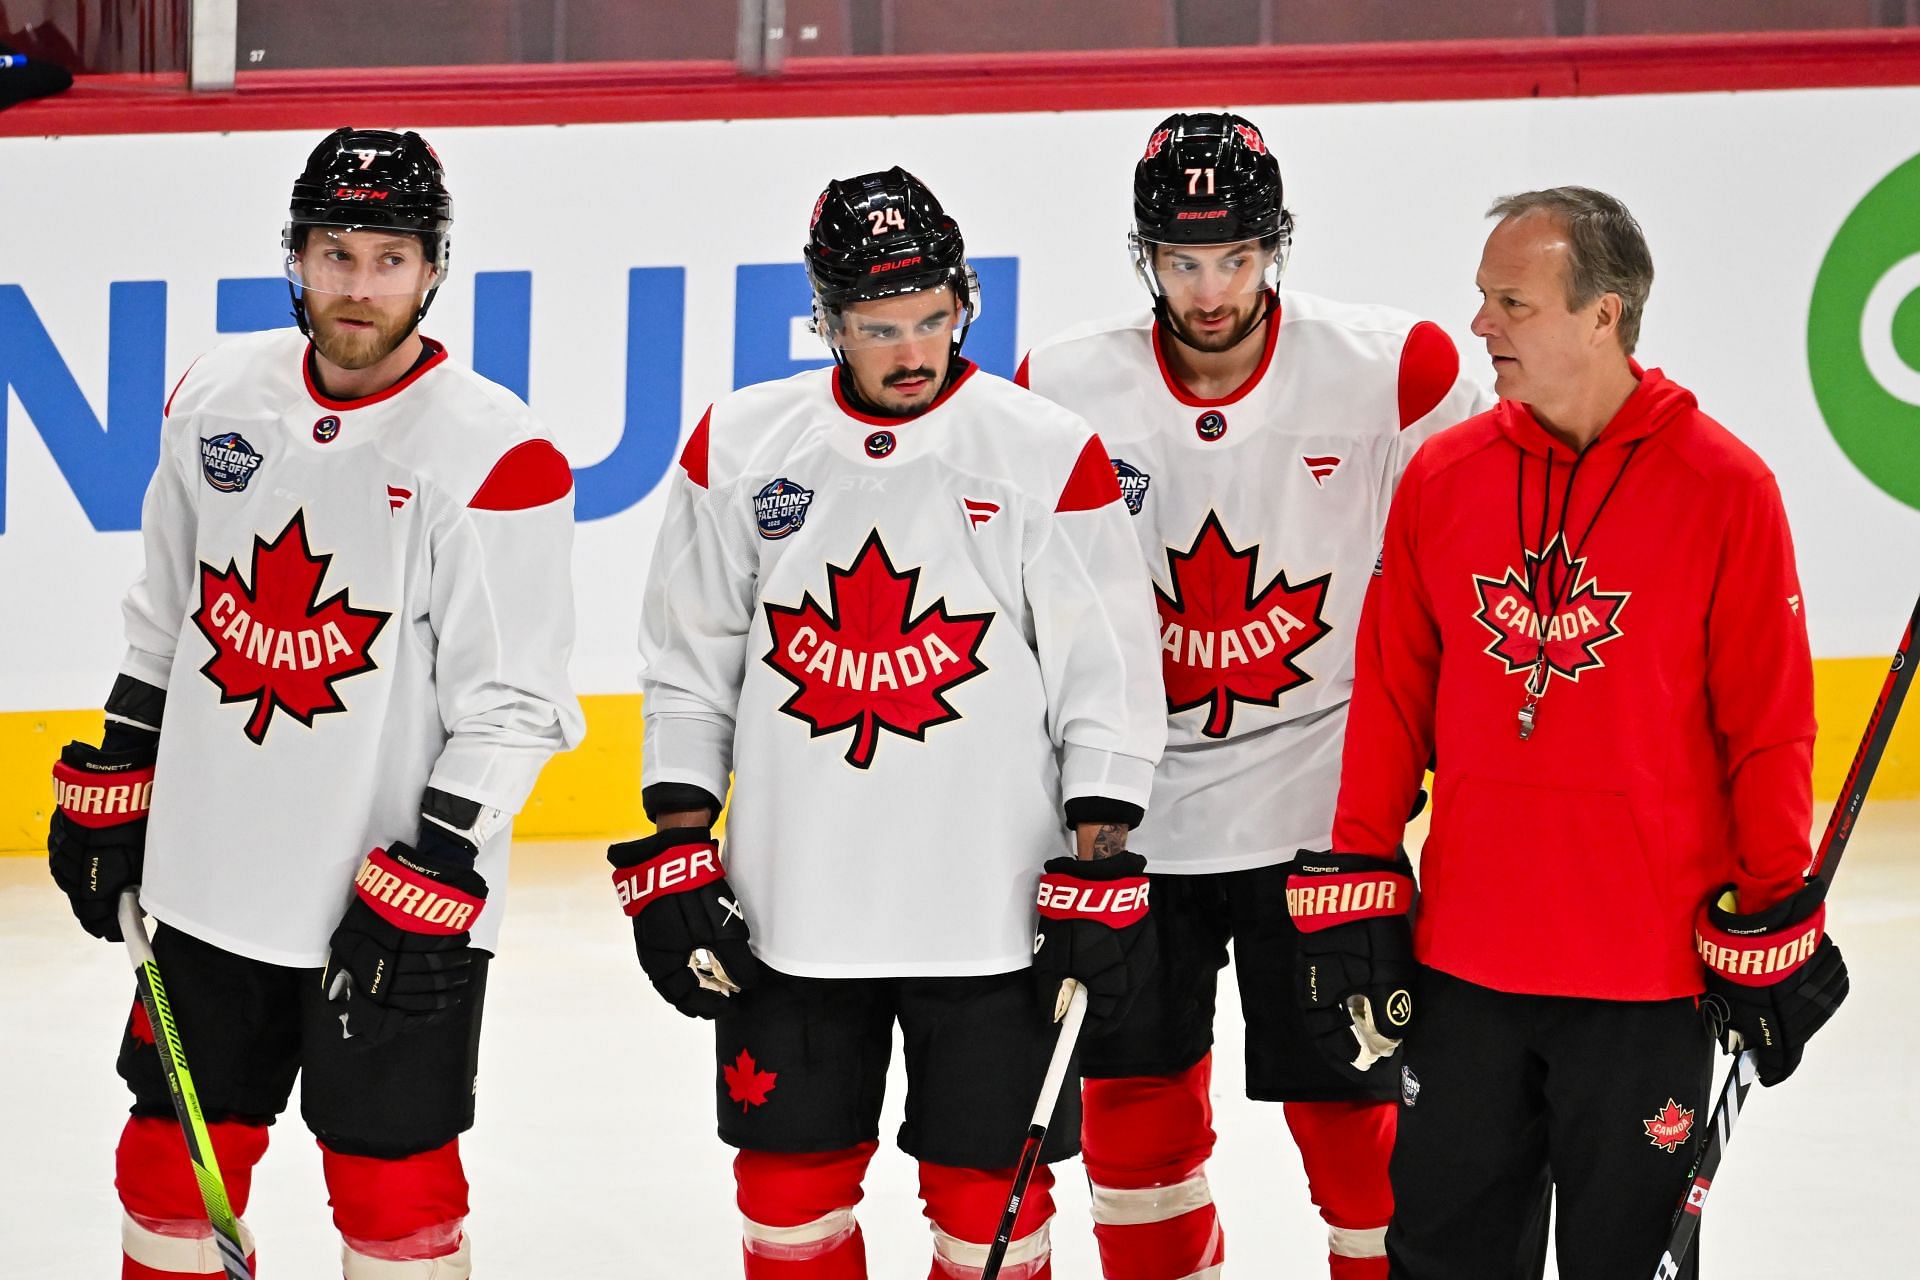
[312,415,341,443]
[762,530,993,769]
[723,1049,777,1112]
[865,430,896,459]
[1471,534,1628,687]
[192,510,390,745]
[1643,1099,1695,1154]
[753,477,816,539]
[1157,511,1331,738]
[1195,410,1228,441]
[1112,458,1152,516]
[200,432,263,493]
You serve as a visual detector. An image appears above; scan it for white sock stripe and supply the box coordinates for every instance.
[1089,1171,1214,1226]
[122,1212,255,1272]
[742,1207,857,1249]
[341,1232,473,1279]
[1328,1223,1388,1258]
[1182,1267,1225,1280]
[932,1221,1051,1269]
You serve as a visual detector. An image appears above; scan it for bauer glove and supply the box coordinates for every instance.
[608,827,763,1018]
[323,824,488,1046]
[1697,880,1849,1086]
[1033,851,1157,1035]
[47,728,158,943]
[1288,849,1417,1081]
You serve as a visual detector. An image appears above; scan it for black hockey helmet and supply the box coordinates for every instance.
[1133,111,1289,246]
[803,167,980,354]
[283,127,454,336]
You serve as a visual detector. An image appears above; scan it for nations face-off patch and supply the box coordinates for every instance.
[201,432,264,493]
[1112,458,1152,516]
[753,477,816,539]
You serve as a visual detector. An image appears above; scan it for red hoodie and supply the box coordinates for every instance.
[1333,366,1815,1000]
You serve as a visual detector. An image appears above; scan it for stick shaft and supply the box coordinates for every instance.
[981,982,1088,1280]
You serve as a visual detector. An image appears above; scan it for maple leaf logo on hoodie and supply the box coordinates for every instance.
[762,531,993,769]
[1471,534,1628,685]
[192,510,390,744]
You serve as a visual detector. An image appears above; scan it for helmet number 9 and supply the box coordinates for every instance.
[352,148,379,170]
[1185,167,1216,197]
[867,207,908,236]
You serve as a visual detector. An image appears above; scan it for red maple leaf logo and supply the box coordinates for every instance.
[1141,128,1172,160]
[192,511,390,745]
[1643,1098,1695,1153]
[763,531,993,769]
[723,1049,777,1112]
[1156,512,1331,738]
[1471,535,1628,686]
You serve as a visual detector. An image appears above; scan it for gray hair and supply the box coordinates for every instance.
[1487,187,1654,355]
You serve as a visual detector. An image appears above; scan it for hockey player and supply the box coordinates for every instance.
[46,128,584,1280]
[1319,187,1849,1278]
[1016,112,1491,1280]
[611,168,1165,1280]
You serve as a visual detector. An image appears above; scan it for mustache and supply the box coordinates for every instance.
[884,366,938,388]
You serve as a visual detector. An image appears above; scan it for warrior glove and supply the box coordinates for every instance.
[1033,852,1157,1035]
[323,823,488,1045]
[1288,850,1417,1082]
[1697,880,1849,1086]
[48,727,158,943]
[608,827,763,1018]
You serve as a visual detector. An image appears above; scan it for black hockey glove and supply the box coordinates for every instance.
[1696,880,1849,1086]
[322,824,489,1046]
[1033,852,1157,1036]
[608,827,763,1019]
[47,726,158,943]
[1287,850,1417,1083]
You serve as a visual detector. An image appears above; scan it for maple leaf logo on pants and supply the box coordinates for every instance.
[192,510,391,744]
[1156,511,1331,738]
[723,1049,778,1112]
[762,530,993,769]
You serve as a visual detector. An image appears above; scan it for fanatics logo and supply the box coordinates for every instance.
[961,497,1000,531]
[1156,511,1331,738]
[192,510,390,744]
[386,485,411,514]
[762,531,993,769]
[1301,454,1342,487]
[754,477,816,539]
[313,415,341,443]
[200,432,264,493]
[723,1049,777,1113]
[1112,459,1152,515]
[1195,410,1228,441]
[1470,535,1628,688]
[1643,1099,1695,1154]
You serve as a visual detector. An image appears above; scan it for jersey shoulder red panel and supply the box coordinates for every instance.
[678,407,714,490]
[469,439,573,510]
[1397,321,1461,429]
[1056,433,1123,513]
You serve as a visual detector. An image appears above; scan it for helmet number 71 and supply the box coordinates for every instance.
[1186,167,1215,196]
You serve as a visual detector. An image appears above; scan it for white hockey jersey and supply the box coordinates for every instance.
[639,362,1165,978]
[1018,292,1492,873]
[122,328,585,967]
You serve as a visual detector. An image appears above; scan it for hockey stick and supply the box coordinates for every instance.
[1653,589,1919,1279]
[981,979,1088,1280]
[118,891,255,1280]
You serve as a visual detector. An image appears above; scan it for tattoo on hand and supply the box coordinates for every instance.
[1090,823,1128,859]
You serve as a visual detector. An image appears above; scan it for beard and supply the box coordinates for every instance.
[1163,293,1270,355]
[307,297,418,371]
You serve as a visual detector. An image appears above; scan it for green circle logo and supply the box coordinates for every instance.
[1809,152,1920,511]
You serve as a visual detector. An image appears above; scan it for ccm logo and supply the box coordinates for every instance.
[615,844,723,916]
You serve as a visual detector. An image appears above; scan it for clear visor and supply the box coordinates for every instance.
[1129,231,1286,302]
[810,282,979,352]
[284,224,445,299]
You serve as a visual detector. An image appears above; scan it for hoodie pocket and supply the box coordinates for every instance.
[1424,776,1665,991]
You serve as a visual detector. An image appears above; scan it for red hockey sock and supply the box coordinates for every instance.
[919,1159,1055,1279]
[322,1138,471,1277]
[1284,1099,1394,1280]
[117,1116,267,1279]
[1081,1057,1224,1280]
[736,1142,877,1279]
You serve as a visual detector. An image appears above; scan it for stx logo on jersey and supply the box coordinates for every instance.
[200,432,263,493]
[1642,1099,1695,1154]
[754,477,816,539]
[192,511,390,744]
[763,530,993,769]
[1156,512,1331,738]
[1471,535,1628,686]
[1111,459,1151,515]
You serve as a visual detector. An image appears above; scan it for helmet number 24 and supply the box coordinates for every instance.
[1185,167,1216,196]
[867,207,908,235]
